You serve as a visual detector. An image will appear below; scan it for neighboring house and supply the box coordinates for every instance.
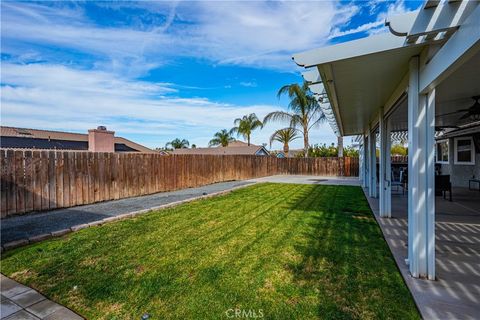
[293,0,479,282]
[224,140,251,147]
[287,149,305,158]
[171,142,270,156]
[435,123,480,187]
[269,151,286,158]
[0,126,154,153]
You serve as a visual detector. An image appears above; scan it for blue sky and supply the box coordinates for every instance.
[1,0,422,149]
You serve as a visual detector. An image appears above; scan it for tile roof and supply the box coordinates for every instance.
[0,126,154,153]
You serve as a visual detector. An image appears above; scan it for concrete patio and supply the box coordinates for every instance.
[366,187,480,320]
[0,274,82,320]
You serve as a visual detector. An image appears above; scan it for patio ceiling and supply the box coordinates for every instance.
[388,49,480,132]
[316,44,423,136]
[294,32,427,136]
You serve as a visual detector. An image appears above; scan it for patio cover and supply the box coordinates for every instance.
[293,1,480,137]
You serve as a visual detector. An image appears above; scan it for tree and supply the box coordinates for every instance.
[269,128,299,155]
[263,82,326,157]
[307,143,338,157]
[165,138,189,150]
[230,113,263,146]
[209,129,234,147]
[391,143,408,156]
[343,146,359,157]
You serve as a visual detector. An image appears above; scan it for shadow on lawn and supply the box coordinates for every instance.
[280,185,418,319]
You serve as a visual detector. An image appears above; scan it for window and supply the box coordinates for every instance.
[436,140,449,164]
[454,137,475,165]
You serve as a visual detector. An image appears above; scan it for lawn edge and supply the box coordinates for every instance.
[1,182,258,254]
[360,187,423,319]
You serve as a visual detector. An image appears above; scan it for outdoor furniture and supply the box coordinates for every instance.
[469,179,480,191]
[435,175,452,201]
[391,170,405,194]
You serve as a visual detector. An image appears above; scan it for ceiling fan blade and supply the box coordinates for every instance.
[435,125,459,130]
[435,109,469,117]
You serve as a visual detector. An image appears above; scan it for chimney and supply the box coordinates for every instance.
[88,126,115,152]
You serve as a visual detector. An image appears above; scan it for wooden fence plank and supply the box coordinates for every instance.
[6,150,16,215]
[55,152,64,208]
[63,152,71,208]
[40,151,49,211]
[32,151,42,211]
[23,151,33,211]
[0,150,7,217]
[14,151,25,214]
[68,152,76,207]
[48,151,57,210]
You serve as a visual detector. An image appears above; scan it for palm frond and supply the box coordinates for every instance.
[269,127,300,147]
[263,111,294,125]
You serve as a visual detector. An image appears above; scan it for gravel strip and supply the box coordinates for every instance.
[1,180,254,247]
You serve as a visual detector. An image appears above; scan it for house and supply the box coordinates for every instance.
[293,0,479,287]
[170,141,270,156]
[0,126,155,153]
[435,122,480,187]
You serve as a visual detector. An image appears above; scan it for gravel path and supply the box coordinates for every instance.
[1,180,253,245]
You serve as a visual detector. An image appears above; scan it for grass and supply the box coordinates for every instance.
[1,183,419,319]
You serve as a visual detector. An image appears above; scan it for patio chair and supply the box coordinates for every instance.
[435,174,452,201]
[391,170,405,194]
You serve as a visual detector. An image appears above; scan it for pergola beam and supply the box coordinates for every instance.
[419,3,480,93]
[424,0,440,9]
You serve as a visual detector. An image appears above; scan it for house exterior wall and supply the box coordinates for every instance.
[439,137,480,188]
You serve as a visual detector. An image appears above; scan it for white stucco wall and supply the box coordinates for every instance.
[439,137,480,188]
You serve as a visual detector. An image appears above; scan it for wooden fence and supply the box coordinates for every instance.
[0,150,358,217]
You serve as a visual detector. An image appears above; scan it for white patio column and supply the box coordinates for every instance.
[337,136,344,157]
[379,108,392,218]
[359,138,364,187]
[365,134,370,191]
[369,128,377,198]
[363,135,369,188]
[407,56,436,280]
[385,119,392,216]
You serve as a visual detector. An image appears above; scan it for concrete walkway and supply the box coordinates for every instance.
[1,180,252,246]
[0,274,82,320]
[251,175,360,186]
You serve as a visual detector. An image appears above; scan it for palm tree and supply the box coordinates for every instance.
[165,138,189,149]
[269,128,300,156]
[209,129,234,147]
[230,113,263,146]
[263,82,326,157]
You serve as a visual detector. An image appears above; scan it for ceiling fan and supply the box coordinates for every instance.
[435,125,458,131]
[436,96,480,121]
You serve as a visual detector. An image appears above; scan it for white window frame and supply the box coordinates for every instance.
[454,137,475,165]
[435,139,449,164]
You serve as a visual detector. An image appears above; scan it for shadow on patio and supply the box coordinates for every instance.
[367,187,480,319]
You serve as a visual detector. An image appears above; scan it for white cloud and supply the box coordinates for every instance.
[329,20,384,38]
[329,0,415,39]
[1,1,360,73]
[1,63,337,149]
[1,63,313,147]
[240,81,257,88]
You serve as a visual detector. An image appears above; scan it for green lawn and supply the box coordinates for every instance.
[1,183,419,319]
